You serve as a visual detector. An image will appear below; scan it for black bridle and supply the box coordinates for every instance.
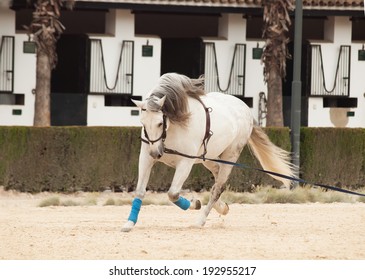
[140,100,213,160]
[141,110,167,145]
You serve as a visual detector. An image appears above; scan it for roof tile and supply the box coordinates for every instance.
[75,0,364,10]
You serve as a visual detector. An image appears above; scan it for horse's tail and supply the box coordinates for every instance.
[247,125,295,188]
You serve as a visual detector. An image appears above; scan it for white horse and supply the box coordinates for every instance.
[121,73,294,232]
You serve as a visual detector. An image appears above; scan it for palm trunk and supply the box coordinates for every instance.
[27,0,74,127]
[262,0,293,127]
[34,50,51,126]
[266,68,284,127]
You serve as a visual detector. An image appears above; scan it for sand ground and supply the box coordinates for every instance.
[1,187,365,260]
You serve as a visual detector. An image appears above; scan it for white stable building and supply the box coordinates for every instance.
[0,0,364,127]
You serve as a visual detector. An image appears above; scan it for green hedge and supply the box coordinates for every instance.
[0,127,141,193]
[300,128,365,188]
[0,126,364,193]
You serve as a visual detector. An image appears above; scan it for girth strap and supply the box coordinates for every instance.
[164,98,213,160]
[196,98,213,159]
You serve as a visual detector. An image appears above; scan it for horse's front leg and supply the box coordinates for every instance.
[121,146,155,232]
[168,160,201,211]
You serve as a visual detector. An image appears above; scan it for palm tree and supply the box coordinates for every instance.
[261,0,294,127]
[25,0,74,126]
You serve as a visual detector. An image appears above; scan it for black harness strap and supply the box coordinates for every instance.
[204,157,365,197]
[163,99,212,160]
[141,99,213,160]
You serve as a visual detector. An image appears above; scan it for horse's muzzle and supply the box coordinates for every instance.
[149,143,164,159]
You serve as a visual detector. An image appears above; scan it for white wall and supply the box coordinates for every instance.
[308,16,365,128]
[0,6,36,126]
[245,40,267,124]
[87,9,161,126]
[203,14,266,124]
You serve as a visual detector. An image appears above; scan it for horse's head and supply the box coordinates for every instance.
[132,96,168,159]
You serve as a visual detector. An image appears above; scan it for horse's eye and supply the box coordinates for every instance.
[158,122,163,127]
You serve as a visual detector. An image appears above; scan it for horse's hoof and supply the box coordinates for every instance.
[221,203,229,215]
[192,223,204,229]
[195,215,207,227]
[190,198,201,210]
[213,201,229,215]
[121,221,135,232]
[195,221,206,228]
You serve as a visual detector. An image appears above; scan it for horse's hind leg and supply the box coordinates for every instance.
[198,143,244,227]
[202,161,229,215]
[197,164,233,226]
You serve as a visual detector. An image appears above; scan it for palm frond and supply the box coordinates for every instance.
[25,0,74,68]
[261,0,294,82]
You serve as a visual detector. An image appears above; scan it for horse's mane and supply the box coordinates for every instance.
[146,73,206,125]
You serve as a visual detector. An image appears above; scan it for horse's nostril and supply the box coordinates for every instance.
[149,149,163,159]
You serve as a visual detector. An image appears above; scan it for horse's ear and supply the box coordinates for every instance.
[131,99,144,108]
[156,95,166,108]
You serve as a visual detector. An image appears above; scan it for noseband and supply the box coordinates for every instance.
[141,111,167,145]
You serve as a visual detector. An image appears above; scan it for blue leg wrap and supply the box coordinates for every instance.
[128,198,142,224]
[173,196,191,211]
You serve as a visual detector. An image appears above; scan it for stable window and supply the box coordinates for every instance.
[135,12,219,38]
[246,16,325,41]
[16,9,107,34]
[351,18,365,41]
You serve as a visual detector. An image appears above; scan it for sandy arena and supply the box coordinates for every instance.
[1,187,365,260]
